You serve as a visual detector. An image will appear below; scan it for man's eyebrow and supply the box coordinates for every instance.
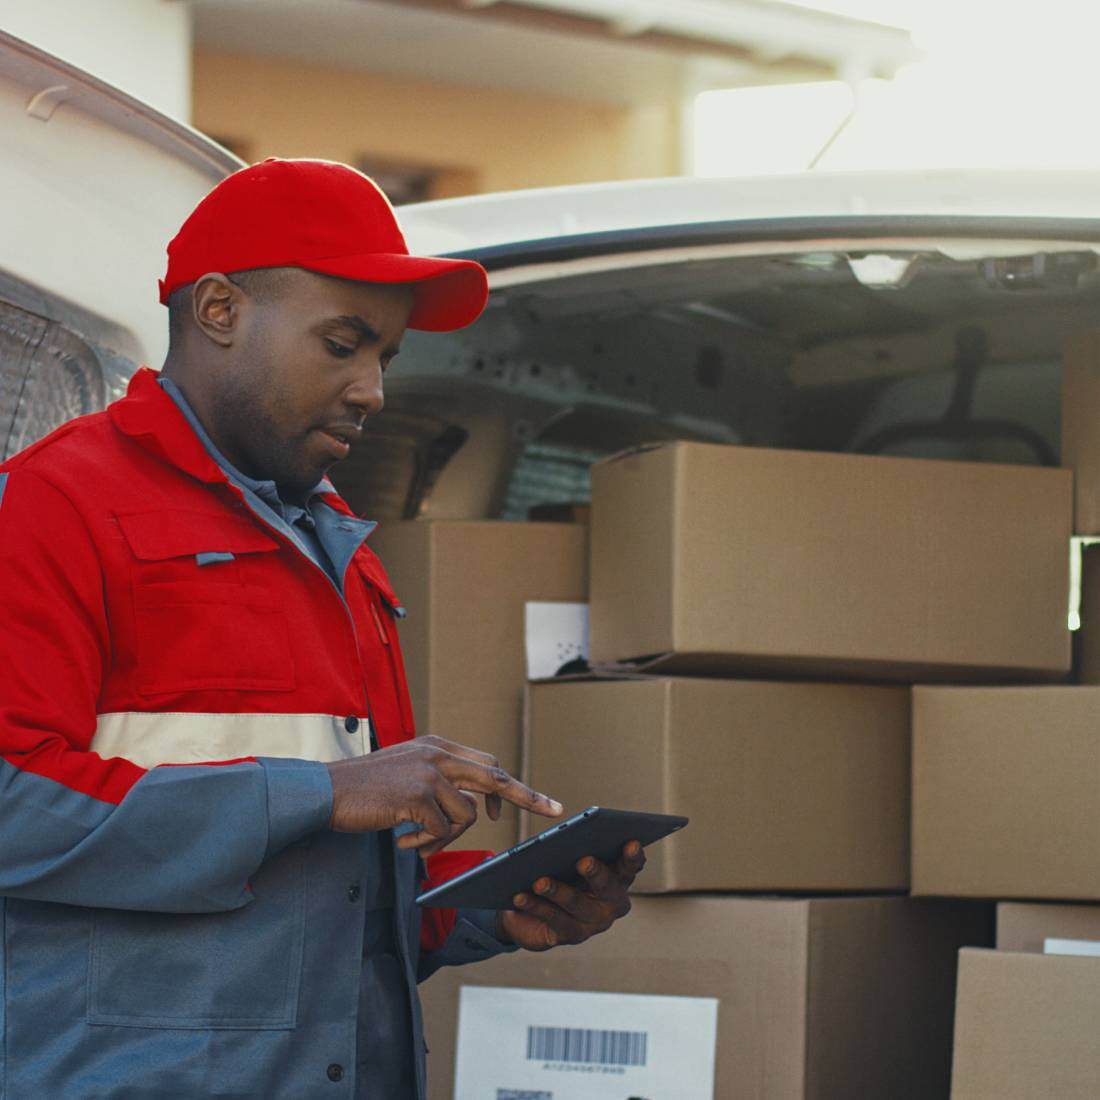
[328,314,376,338]
[326,314,402,356]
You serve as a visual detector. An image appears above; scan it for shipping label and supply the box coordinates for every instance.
[453,986,718,1099]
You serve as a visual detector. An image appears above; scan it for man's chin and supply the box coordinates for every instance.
[265,441,334,501]
[276,472,329,504]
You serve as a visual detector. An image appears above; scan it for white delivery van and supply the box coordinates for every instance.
[5,27,1100,517]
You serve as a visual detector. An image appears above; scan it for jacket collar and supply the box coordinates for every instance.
[109,366,229,486]
[109,367,363,522]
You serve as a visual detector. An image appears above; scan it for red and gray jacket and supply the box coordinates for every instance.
[0,366,506,1099]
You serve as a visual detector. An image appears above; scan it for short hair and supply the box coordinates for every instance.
[166,267,297,350]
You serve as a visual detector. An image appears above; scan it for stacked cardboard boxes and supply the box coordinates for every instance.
[424,896,990,1100]
[902,328,1100,1098]
[411,439,1080,1098]
[912,693,1100,1096]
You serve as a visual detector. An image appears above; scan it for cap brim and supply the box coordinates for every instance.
[301,252,489,332]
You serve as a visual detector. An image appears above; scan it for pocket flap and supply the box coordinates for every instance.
[355,549,404,615]
[117,510,279,562]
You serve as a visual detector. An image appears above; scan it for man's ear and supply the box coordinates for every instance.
[191,273,242,348]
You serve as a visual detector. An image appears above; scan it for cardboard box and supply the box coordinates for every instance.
[370,520,587,849]
[952,948,1100,1098]
[523,677,911,891]
[589,442,1071,681]
[912,686,1100,900]
[1062,327,1100,535]
[421,896,992,1100]
[997,901,1100,952]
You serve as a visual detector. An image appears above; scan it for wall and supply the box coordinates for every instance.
[192,48,680,196]
[0,0,191,121]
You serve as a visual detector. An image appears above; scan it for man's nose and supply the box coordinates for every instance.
[344,361,385,418]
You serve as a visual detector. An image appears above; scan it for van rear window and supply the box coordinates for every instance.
[0,298,133,460]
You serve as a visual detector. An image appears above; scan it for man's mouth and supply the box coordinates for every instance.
[315,424,361,460]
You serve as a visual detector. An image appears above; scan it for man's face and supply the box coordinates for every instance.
[206,268,413,502]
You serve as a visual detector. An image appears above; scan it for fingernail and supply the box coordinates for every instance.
[548,799,563,813]
[514,893,527,908]
[535,879,551,894]
[581,858,595,875]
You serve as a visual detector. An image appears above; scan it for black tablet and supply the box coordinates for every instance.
[416,806,689,910]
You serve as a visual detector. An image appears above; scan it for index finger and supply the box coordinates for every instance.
[437,755,563,818]
[429,740,506,821]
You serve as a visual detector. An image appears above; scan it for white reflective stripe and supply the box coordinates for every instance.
[91,711,370,768]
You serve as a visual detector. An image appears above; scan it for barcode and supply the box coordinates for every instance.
[526,1025,648,1067]
[496,1091,551,1100]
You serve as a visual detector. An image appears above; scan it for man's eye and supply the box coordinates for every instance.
[324,339,355,359]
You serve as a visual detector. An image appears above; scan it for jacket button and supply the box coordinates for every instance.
[327,1063,344,1083]
[347,884,361,902]
[344,716,360,734]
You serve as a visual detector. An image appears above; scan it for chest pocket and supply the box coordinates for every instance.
[118,509,295,696]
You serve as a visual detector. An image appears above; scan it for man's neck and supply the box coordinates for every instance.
[159,363,258,480]
[158,365,314,510]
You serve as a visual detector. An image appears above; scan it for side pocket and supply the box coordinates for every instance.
[86,845,306,1030]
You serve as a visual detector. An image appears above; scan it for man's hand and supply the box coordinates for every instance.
[495,841,645,951]
[326,735,562,857]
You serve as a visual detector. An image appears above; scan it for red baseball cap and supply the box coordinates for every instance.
[158,157,488,332]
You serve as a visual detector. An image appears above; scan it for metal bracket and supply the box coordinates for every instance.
[26,83,71,121]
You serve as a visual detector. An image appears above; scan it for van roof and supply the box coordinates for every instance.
[398,170,1100,259]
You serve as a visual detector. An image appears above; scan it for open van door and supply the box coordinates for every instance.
[0,30,242,457]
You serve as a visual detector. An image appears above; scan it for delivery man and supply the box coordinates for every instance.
[0,158,643,1099]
